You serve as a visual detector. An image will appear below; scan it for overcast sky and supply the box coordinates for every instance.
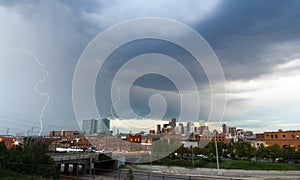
[1,0,300,135]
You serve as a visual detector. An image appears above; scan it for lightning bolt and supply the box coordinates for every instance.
[0,47,49,136]
[30,50,49,136]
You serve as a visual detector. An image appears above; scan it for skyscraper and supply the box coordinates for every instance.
[187,122,194,133]
[102,118,110,132]
[82,119,97,135]
[82,118,110,135]
[229,127,237,137]
[157,124,161,135]
[178,123,184,134]
[222,124,227,134]
[169,118,176,128]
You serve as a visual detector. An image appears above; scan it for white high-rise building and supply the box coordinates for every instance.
[178,123,184,134]
[187,122,194,133]
[82,118,110,135]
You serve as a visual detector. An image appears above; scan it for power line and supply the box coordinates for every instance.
[0,114,79,135]
[0,114,76,129]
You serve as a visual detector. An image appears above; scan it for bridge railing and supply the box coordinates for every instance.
[93,168,216,180]
[49,153,96,162]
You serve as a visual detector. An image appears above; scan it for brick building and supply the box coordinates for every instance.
[49,130,80,137]
[264,129,300,147]
[194,133,226,143]
[86,136,132,151]
[0,136,16,149]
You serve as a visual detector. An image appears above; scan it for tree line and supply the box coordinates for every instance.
[151,141,300,169]
[0,138,59,178]
[174,140,300,162]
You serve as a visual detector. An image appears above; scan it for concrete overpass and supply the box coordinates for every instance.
[50,152,107,176]
[48,152,142,176]
[49,151,147,176]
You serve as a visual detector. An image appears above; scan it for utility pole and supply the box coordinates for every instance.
[27,126,35,136]
[89,155,92,176]
[27,126,36,146]
[149,150,152,166]
[192,146,195,168]
[214,130,220,174]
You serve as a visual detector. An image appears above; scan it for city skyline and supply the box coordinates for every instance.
[1,1,300,135]
[1,116,297,137]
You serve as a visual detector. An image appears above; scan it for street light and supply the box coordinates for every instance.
[214,130,220,174]
[149,150,152,166]
[192,146,194,168]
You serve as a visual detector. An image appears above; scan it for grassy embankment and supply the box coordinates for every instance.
[151,158,300,170]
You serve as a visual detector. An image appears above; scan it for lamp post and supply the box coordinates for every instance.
[149,150,152,166]
[192,146,195,168]
[214,130,220,174]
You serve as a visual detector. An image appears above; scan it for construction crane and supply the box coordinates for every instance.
[26,126,37,137]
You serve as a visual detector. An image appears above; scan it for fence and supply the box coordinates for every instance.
[94,168,220,180]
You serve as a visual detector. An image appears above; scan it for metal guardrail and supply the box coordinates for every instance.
[94,168,230,180]
[49,153,95,162]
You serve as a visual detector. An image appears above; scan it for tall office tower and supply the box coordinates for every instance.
[170,118,176,128]
[82,118,111,135]
[187,122,194,133]
[82,119,97,135]
[222,124,227,134]
[229,127,237,137]
[178,123,184,134]
[157,124,161,135]
[101,118,110,132]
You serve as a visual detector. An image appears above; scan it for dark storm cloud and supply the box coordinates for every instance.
[197,0,300,81]
[0,0,102,37]
[1,0,300,133]
[96,0,300,97]
[95,38,212,120]
[96,38,209,90]
[94,0,300,122]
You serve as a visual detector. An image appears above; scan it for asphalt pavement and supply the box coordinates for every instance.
[136,165,300,179]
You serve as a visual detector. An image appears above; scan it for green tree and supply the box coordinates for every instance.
[247,144,257,158]
[267,144,281,162]
[3,140,59,178]
[176,144,189,157]
[227,141,236,159]
[234,142,249,159]
[297,145,300,159]
[256,144,267,160]
[282,145,296,161]
[0,141,7,152]
[0,141,7,163]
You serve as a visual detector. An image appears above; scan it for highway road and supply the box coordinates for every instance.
[136,165,300,179]
[96,168,245,180]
